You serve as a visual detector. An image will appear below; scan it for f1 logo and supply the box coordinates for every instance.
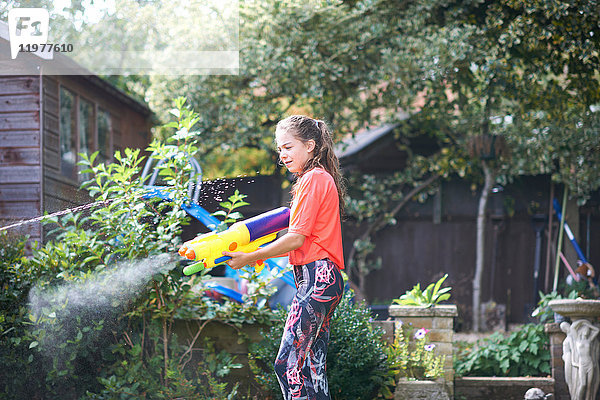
[8,8,49,60]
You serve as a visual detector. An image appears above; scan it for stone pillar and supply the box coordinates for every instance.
[389,304,458,396]
[545,322,570,400]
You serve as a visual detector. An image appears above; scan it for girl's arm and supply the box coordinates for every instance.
[222,232,305,269]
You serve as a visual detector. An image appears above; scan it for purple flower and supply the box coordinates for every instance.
[414,328,429,340]
[424,344,436,352]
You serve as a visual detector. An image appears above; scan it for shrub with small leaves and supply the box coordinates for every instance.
[249,291,394,399]
[0,97,273,399]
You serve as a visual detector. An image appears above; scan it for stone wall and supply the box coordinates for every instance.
[545,322,569,400]
[396,379,450,400]
[454,377,555,400]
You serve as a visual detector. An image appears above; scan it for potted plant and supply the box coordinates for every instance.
[388,274,457,398]
[392,274,452,308]
[389,325,449,399]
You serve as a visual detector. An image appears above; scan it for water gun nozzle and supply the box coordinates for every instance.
[178,246,188,257]
[185,249,196,260]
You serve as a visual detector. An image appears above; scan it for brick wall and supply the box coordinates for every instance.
[545,322,569,400]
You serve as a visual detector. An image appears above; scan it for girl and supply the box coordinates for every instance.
[223,115,345,400]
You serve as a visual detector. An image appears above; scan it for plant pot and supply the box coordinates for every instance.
[395,378,450,400]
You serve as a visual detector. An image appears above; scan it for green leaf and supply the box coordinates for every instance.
[518,341,529,352]
[433,274,448,295]
[228,212,243,220]
[499,359,510,373]
[82,255,100,265]
[163,121,179,128]
[530,343,539,355]
[436,293,451,303]
[89,150,99,166]
[230,201,250,210]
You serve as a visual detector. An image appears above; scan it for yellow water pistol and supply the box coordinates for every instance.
[178,207,290,275]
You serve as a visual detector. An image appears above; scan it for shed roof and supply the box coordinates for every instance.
[334,123,400,160]
[334,113,439,173]
[334,111,410,162]
[0,21,151,116]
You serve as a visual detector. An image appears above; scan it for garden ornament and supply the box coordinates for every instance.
[561,319,600,400]
[524,387,552,399]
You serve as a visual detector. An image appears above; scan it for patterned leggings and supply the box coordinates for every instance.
[274,259,344,400]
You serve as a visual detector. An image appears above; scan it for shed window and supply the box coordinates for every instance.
[78,98,94,181]
[97,109,112,164]
[59,86,114,183]
[59,87,77,179]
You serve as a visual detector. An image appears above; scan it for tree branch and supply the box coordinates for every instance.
[347,174,439,269]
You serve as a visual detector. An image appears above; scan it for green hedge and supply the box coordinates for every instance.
[248,292,394,399]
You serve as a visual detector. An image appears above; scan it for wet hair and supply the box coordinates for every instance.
[276,115,345,213]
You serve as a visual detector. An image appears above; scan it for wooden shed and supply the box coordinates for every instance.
[0,26,153,244]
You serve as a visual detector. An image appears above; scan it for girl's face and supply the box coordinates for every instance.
[275,128,315,174]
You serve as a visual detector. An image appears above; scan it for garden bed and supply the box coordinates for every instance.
[173,319,269,395]
[454,377,554,400]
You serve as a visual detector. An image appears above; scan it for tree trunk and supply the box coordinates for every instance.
[473,161,494,332]
[358,269,366,299]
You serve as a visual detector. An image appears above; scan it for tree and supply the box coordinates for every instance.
[145,1,600,323]
[23,0,600,327]
[380,0,600,330]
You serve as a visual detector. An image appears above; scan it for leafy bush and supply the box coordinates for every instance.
[454,323,551,377]
[531,290,579,324]
[248,291,394,399]
[0,98,275,399]
[0,233,32,311]
[0,233,45,398]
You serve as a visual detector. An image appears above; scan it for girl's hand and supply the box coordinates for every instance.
[222,251,256,270]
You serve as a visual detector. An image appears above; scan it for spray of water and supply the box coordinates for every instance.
[0,199,112,232]
[28,253,177,357]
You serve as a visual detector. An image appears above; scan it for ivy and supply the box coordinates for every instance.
[454,324,551,377]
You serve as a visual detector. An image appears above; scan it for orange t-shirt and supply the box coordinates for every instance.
[287,167,344,269]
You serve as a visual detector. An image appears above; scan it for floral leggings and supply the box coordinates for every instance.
[274,259,344,400]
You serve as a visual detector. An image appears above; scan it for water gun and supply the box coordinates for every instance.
[178,207,290,275]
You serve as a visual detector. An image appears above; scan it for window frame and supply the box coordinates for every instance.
[58,84,114,183]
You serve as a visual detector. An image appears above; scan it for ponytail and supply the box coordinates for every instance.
[276,115,346,214]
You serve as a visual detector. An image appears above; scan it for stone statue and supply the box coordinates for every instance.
[560,320,600,400]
